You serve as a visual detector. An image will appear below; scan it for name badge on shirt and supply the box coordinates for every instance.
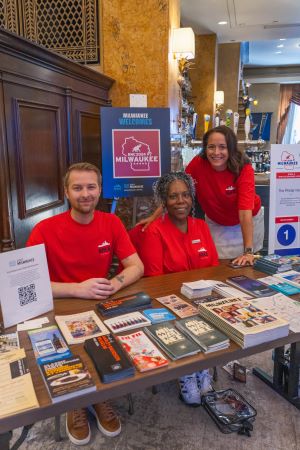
[192,239,201,244]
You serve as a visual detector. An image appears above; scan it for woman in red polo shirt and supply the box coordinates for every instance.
[140,126,264,265]
[135,172,218,276]
[131,172,217,406]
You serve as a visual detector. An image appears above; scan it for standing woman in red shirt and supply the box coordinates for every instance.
[141,126,263,266]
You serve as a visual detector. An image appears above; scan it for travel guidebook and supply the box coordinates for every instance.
[226,276,277,298]
[192,292,224,307]
[118,330,169,372]
[84,334,135,383]
[144,321,200,360]
[175,316,230,353]
[39,355,96,402]
[198,297,289,348]
[156,294,198,318]
[28,325,71,364]
[97,292,152,317]
[55,311,109,345]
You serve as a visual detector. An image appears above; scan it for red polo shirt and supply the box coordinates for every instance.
[27,210,136,282]
[186,156,261,226]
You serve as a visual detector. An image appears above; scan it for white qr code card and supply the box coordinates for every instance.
[0,244,53,328]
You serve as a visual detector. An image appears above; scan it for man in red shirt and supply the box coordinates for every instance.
[27,162,144,446]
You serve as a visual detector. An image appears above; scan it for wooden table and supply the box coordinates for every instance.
[1,263,300,448]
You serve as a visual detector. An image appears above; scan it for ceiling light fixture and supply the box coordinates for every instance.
[218,21,228,25]
[277,44,284,48]
[276,51,282,54]
[279,38,286,41]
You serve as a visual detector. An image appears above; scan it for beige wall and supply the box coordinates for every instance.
[100,0,179,121]
[189,34,217,138]
[217,43,241,114]
[249,83,280,148]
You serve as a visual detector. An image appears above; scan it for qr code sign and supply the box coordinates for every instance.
[18,283,37,306]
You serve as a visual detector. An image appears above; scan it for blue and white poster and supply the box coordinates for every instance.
[100,108,170,198]
[251,112,272,141]
[269,144,300,255]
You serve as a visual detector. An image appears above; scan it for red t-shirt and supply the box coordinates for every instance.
[26,211,136,283]
[137,214,219,276]
[186,156,261,226]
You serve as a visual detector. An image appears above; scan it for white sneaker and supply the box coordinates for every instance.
[179,373,201,407]
[196,369,213,395]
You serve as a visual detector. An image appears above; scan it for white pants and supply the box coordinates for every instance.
[205,207,265,259]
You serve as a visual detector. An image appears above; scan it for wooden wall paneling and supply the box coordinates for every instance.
[72,97,110,211]
[0,28,114,250]
[4,84,68,248]
[0,73,15,252]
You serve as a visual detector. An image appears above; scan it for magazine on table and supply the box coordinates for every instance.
[55,311,109,345]
[96,291,152,317]
[0,332,20,353]
[142,308,176,324]
[117,330,169,372]
[198,297,289,348]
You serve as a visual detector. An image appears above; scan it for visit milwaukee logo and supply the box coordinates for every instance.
[113,129,161,178]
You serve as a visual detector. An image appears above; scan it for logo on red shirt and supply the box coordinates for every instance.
[198,247,208,257]
[98,240,111,254]
[225,185,236,195]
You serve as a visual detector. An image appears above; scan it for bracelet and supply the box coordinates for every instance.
[243,247,254,255]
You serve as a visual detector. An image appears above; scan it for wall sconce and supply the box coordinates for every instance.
[214,91,224,113]
[172,27,195,74]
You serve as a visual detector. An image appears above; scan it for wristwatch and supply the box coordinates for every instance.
[243,247,254,255]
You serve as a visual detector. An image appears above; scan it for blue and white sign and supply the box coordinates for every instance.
[269,144,300,255]
[101,108,171,198]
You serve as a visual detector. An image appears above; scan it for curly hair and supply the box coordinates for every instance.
[201,125,250,176]
[64,162,102,188]
[153,172,195,206]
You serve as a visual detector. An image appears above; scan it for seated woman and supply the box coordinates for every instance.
[138,172,218,276]
[132,172,218,406]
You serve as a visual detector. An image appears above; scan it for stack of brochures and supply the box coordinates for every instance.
[254,254,293,274]
[143,308,176,324]
[274,270,300,289]
[84,334,135,383]
[175,316,230,353]
[144,321,201,360]
[97,292,152,317]
[28,325,72,365]
[207,280,252,299]
[258,275,300,296]
[198,297,289,348]
[0,349,39,418]
[180,280,213,299]
[55,311,109,344]
[118,330,169,372]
